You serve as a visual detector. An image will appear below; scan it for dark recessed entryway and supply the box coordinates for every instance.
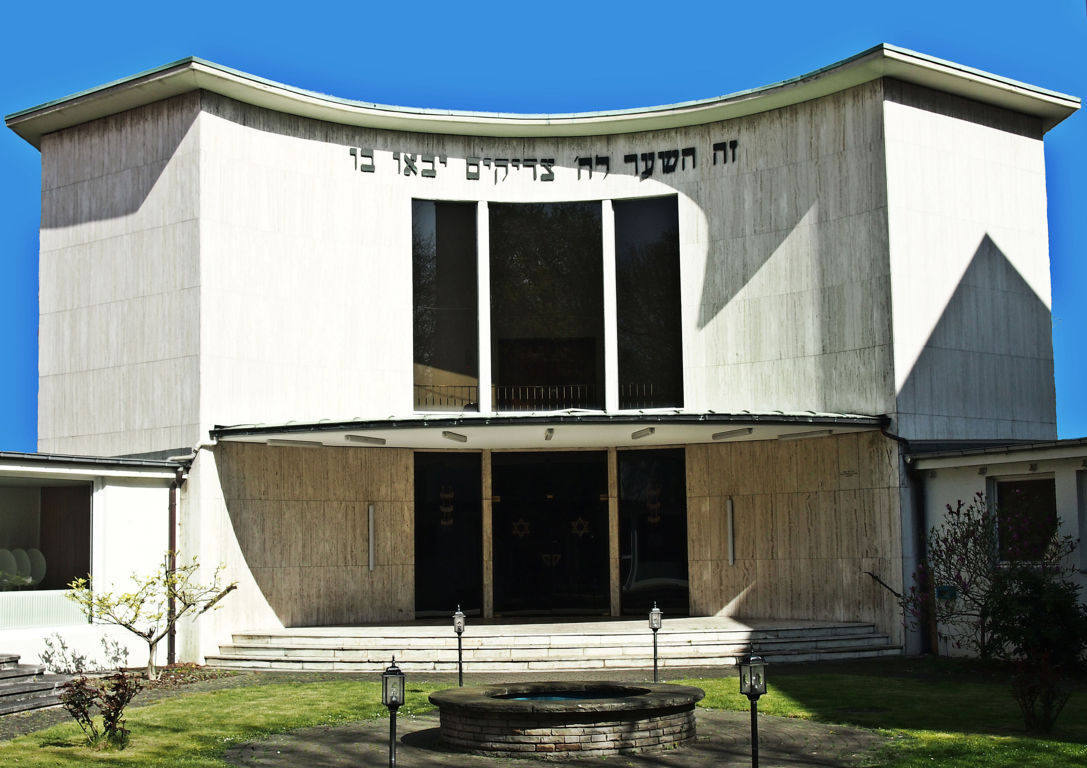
[414,453,483,617]
[492,451,609,616]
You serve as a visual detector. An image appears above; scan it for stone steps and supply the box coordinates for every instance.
[0,655,69,715]
[206,620,901,673]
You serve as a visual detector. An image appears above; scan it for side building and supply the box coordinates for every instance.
[3,44,1079,664]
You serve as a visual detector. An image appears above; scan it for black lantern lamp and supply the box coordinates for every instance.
[738,651,768,768]
[453,604,466,686]
[649,602,662,682]
[382,657,405,768]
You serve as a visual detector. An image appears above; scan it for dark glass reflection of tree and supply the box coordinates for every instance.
[614,197,683,409]
[412,200,479,411]
[490,203,604,411]
[618,448,688,615]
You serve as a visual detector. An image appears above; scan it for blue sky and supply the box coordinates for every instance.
[1,1,1084,451]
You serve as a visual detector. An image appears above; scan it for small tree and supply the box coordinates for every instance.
[989,563,1087,732]
[67,553,236,680]
[902,492,1077,658]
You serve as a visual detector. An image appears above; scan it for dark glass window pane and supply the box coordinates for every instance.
[413,200,479,411]
[618,449,688,615]
[614,197,683,409]
[490,202,604,411]
[414,453,482,616]
[996,478,1057,561]
[0,484,90,593]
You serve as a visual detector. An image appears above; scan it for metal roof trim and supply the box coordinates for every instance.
[7,44,1078,148]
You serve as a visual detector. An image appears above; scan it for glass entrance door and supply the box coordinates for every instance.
[492,452,608,615]
[414,453,482,617]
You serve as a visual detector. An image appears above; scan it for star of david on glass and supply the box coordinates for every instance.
[512,518,531,539]
[570,516,590,537]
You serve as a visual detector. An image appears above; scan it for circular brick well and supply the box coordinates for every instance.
[428,681,705,758]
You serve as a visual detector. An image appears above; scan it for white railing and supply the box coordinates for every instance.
[0,590,87,630]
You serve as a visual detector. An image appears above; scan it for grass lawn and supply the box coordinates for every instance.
[1,660,1084,767]
[679,658,1087,768]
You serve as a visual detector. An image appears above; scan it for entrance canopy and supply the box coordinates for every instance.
[210,411,885,451]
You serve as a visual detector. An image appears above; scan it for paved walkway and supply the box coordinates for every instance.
[225,709,885,767]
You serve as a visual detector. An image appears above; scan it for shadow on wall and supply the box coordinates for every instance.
[40,92,199,229]
[896,234,1055,441]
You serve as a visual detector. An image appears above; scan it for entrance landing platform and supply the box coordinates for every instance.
[206,617,900,673]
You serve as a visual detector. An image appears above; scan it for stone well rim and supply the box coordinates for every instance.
[428,681,705,715]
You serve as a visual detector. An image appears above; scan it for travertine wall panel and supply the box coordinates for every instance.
[38,93,203,456]
[216,441,410,630]
[884,81,1055,440]
[687,432,903,642]
[185,442,413,650]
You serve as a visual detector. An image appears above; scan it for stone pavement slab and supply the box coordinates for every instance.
[225,709,886,767]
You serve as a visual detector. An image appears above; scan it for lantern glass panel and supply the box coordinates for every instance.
[649,606,662,630]
[382,666,405,707]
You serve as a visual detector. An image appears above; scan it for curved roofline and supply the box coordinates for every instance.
[6,43,1079,148]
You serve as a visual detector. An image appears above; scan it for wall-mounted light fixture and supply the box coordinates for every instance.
[712,427,753,441]
[368,503,375,572]
[346,434,387,445]
[777,429,832,441]
[631,427,655,440]
[544,428,555,441]
[442,431,468,443]
[267,438,323,448]
[977,466,988,476]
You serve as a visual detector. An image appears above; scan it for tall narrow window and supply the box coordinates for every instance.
[490,202,604,411]
[413,200,479,411]
[614,196,683,409]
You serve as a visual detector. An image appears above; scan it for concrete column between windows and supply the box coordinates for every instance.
[482,450,494,618]
[477,201,493,413]
[602,199,619,412]
[608,446,620,617]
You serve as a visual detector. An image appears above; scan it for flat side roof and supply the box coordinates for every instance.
[0,450,181,480]
[908,436,1087,469]
[6,43,1079,148]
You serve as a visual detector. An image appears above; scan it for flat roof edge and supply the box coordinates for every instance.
[0,450,183,471]
[211,412,887,439]
[6,44,1079,148]
[908,436,1087,466]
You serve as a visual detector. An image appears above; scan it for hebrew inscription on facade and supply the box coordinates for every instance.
[346,140,739,182]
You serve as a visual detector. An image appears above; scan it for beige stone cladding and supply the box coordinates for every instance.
[687,431,903,643]
[205,442,414,628]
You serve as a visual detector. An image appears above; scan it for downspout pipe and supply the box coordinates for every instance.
[167,466,186,666]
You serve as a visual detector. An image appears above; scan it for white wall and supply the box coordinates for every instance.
[885,81,1056,441]
[193,82,896,435]
[0,476,171,671]
[38,93,203,457]
[917,450,1086,656]
[177,448,281,664]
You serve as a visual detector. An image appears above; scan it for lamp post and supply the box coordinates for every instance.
[453,604,466,687]
[382,657,405,768]
[738,650,767,768]
[649,602,662,683]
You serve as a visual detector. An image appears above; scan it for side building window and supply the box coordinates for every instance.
[995,476,1057,561]
[412,200,479,411]
[614,196,683,409]
[0,483,92,629]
